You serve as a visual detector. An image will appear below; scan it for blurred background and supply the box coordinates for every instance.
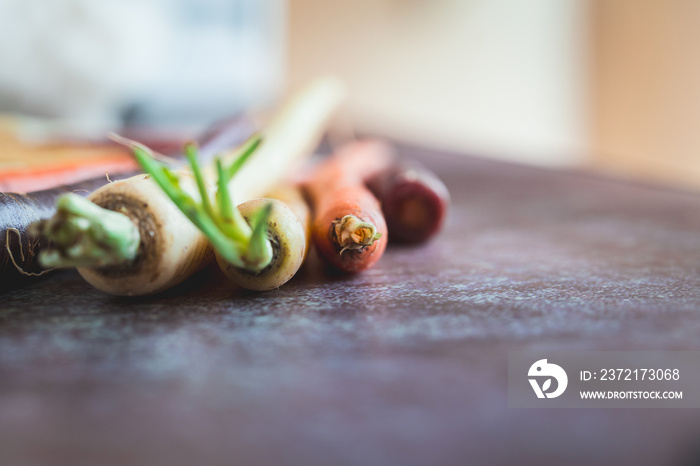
[1,0,699,189]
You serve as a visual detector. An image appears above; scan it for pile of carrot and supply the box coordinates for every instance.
[1,79,450,297]
[0,115,255,293]
[302,138,449,273]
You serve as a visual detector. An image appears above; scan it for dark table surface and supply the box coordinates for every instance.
[2,143,700,466]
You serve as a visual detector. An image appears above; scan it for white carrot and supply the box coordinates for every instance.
[217,185,311,291]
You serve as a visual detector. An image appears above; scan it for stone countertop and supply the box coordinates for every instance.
[2,143,700,465]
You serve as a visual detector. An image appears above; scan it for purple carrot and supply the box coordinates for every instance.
[366,160,450,244]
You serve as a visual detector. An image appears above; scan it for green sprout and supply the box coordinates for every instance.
[133,134,274,272]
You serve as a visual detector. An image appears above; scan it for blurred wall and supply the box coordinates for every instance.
[289,0,590,166]
[0,0,285,131]
[590,0,700,189]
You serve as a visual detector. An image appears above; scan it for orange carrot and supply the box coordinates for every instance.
[0,115,254,193]
[304,140,393,273]
[0,145,136,193]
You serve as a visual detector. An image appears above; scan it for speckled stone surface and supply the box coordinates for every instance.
[2,144,700,465]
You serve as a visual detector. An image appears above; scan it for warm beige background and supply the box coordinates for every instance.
[289,0,589,167]
[590,0,700,188]
[289,0,700,189]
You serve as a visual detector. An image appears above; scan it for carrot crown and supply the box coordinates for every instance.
[133,135,275,272]
[33,193,141,268]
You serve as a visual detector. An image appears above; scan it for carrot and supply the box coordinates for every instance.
[43,171,214,296]
[0,150,137,193]
[304,140,393,273]
[133,79,345,291]
[0,174,138,293]
[35,78,345,296]
[366,160,450,243]
[0,131,137,193]
[216,185,311,291]
[264,183,312,259]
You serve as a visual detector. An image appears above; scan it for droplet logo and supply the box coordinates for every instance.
[528,359,568,399]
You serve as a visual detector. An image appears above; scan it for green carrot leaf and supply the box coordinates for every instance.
[216,158,235,222]
[215,158,250,242]
[224,134,263,182]
[134,148,193,207]
[185,143,214,217]
[245,202,273,270]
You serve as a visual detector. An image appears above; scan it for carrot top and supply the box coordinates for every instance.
[333,214,382,254]
[133,135,276,272]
